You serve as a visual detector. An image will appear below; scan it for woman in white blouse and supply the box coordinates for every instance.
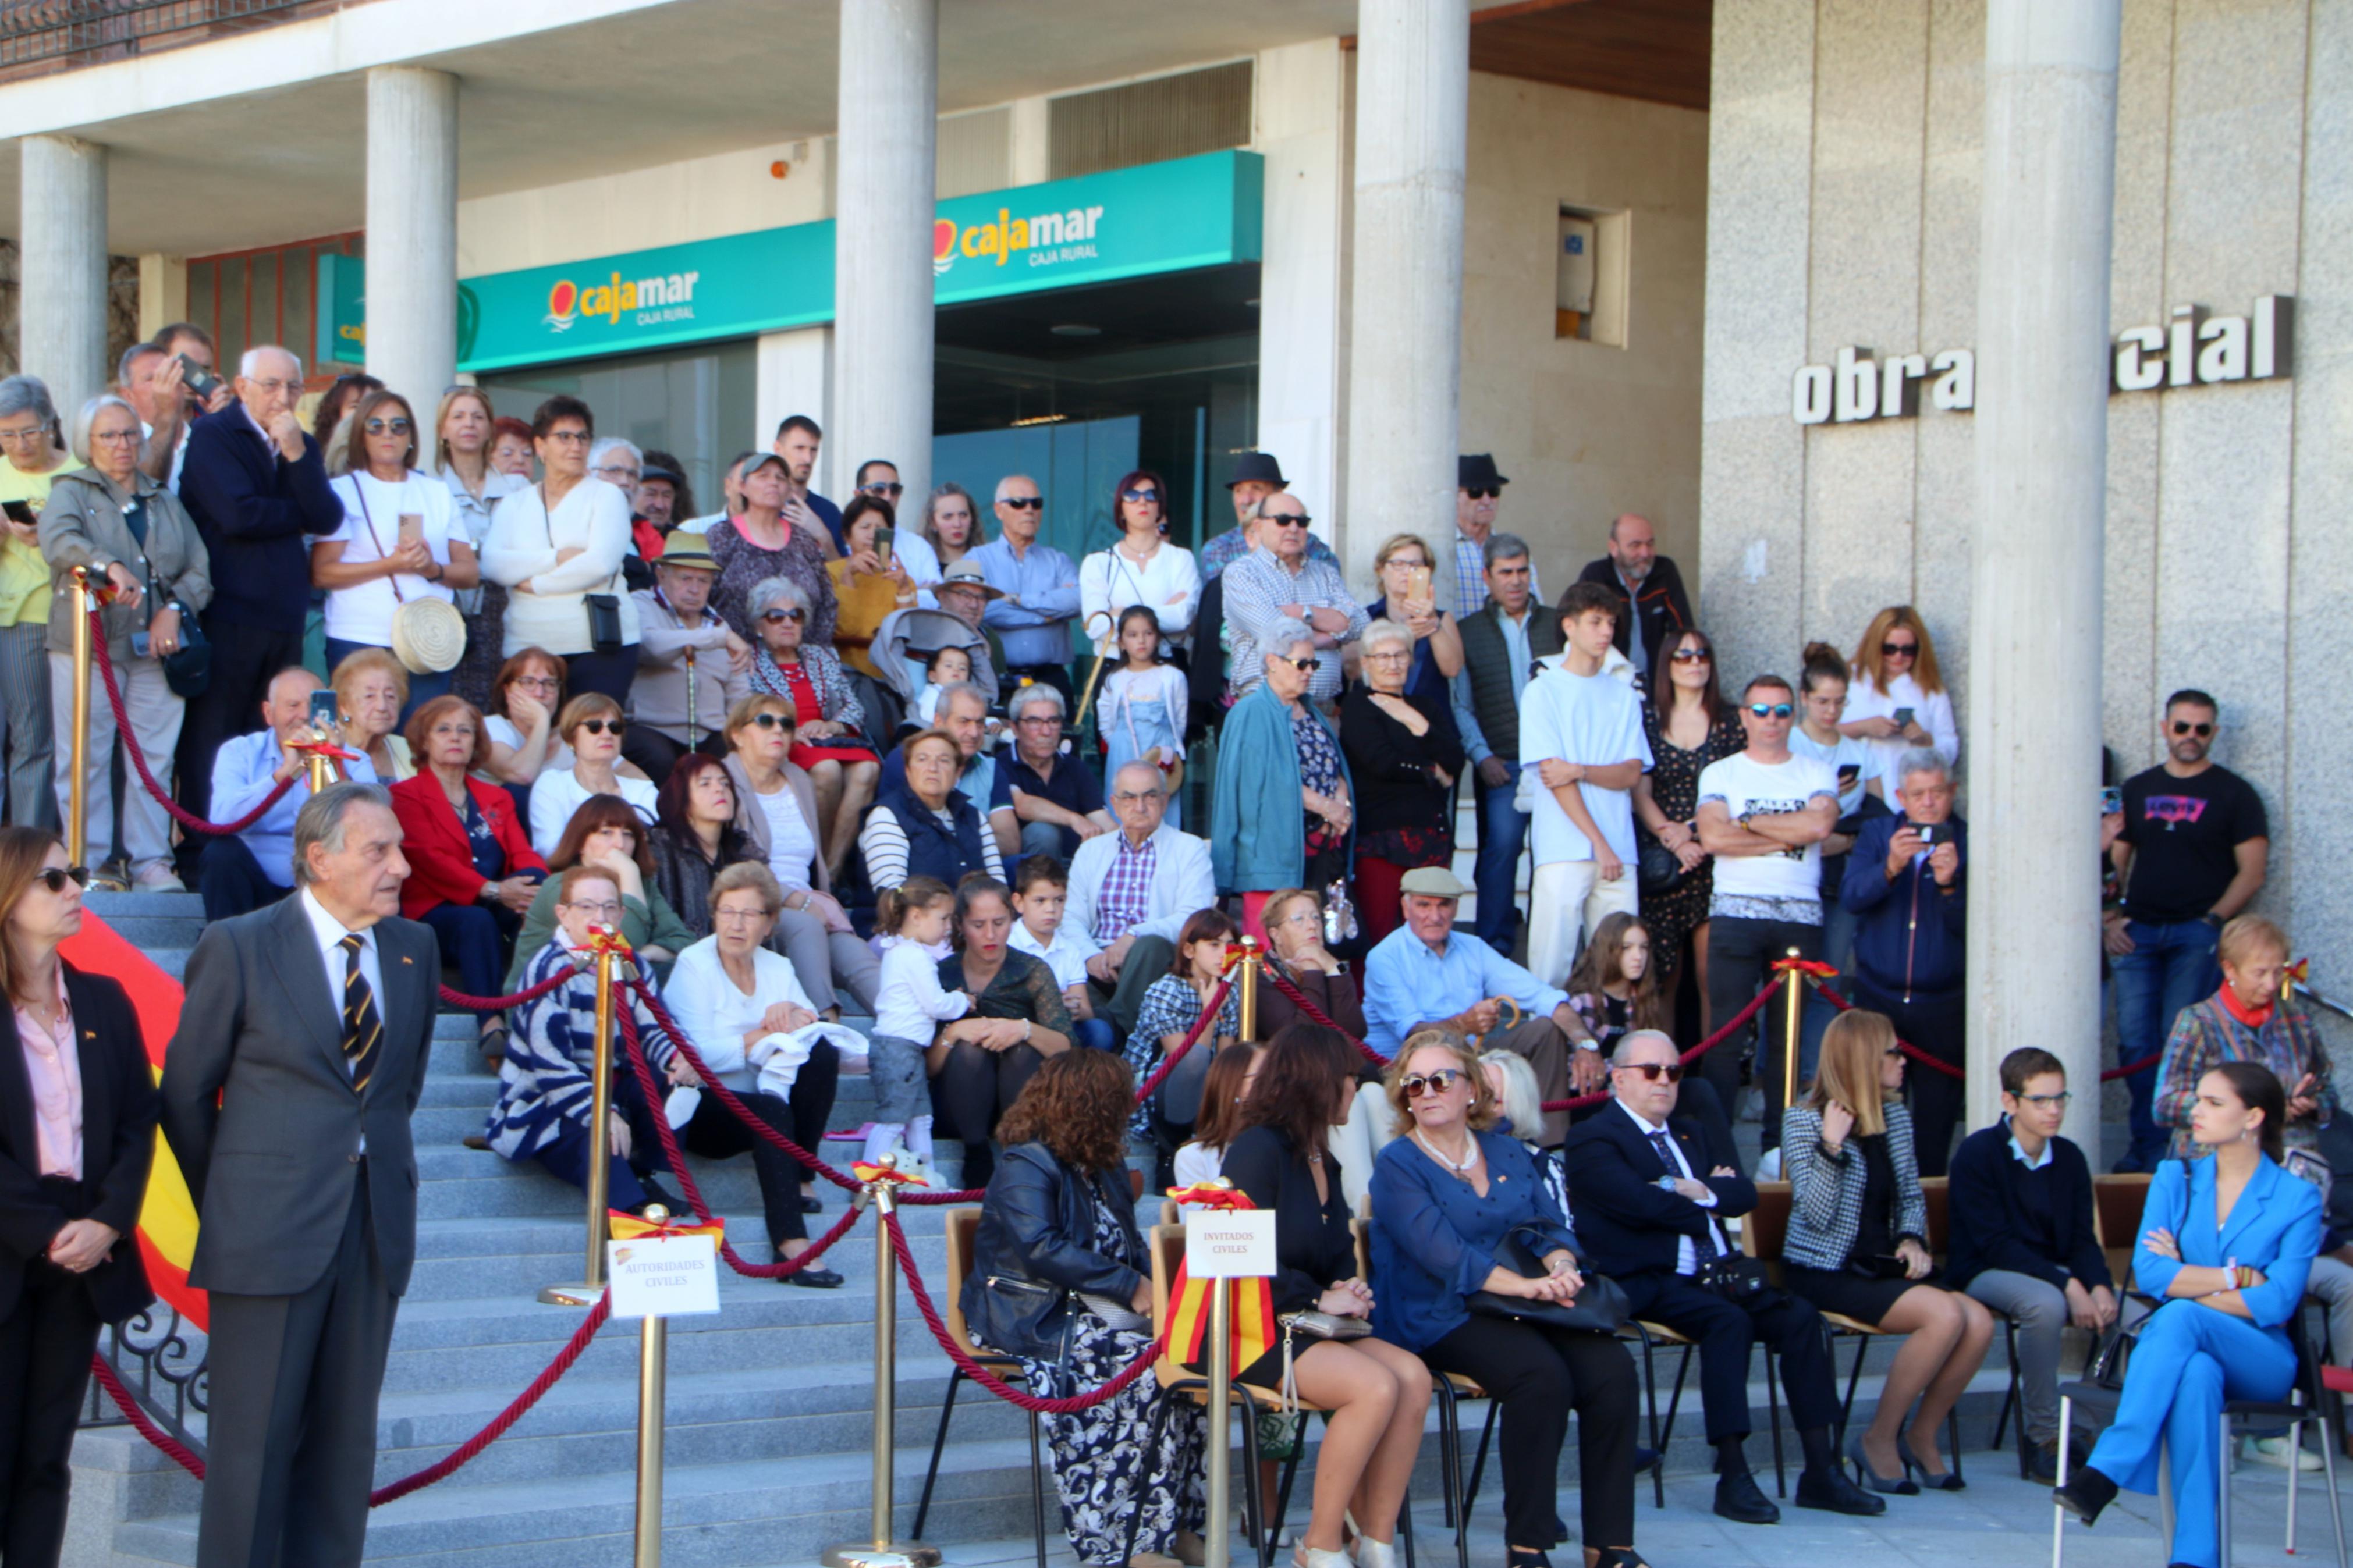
[528,691,659,857]
[435,386,526,712]
[655,861,844,1288]
[1839,605,1959,792]
[1079,467,1199,659]
[314,389,475,714]
[480,394,640,702]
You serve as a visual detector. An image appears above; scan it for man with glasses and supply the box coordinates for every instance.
[588,437,659,589]
[1454,454,1538,618]
[1453,534,1560,954]
[853,458,904,506]
[1574,514,1692,686]
[1223,492,1366,705]
[1693,674,1839,1152]
[1067,760,1217,1040]
[1564,1029,1882,1526]
[1362,867,1598,1148]
[2106,689,2270,1171]
[1003,684,1113,862]
[973,474,1081,702]
[1839,750,1968,1174]
[200,667,381,920]
[175,346,343,851]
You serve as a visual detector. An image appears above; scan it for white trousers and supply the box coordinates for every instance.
[1525,858,1639,989]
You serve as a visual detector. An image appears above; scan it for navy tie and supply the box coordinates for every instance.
[1648,1129,1718,1261]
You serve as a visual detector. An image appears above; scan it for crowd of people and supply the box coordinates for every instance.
[0,333,2324,1568]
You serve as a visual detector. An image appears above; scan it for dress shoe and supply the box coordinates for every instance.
[1712,1470,1780,1525]
[1794,1467,1888,1516]
[781,1262,843,1288]
[2052,1464,2117,1527]
[2028,1439,2060,1484]
[798,1193,825,1214]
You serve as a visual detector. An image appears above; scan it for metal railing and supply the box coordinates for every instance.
[81,1302,208,1458]
[0,0,324,74]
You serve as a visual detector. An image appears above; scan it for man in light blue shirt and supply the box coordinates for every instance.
[1361,866,1600,1145]
[199,666,380,920]
[971,472,1080,703]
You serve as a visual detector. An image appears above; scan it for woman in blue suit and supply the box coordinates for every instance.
[2053,1059,2323,1568]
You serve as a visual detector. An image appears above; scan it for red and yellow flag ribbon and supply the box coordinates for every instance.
[1165,1183,1278,1373]
[1772,957,1841,980]
[584,923,636,958]
[851,1160,930,1187]
[608,1209,725,1243]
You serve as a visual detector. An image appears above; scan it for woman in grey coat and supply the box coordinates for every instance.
[37,394,211,889]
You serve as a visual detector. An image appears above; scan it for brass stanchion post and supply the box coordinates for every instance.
[1779,948,1805,1126]
[634,1204,670,1568]
[1205,1271,1233,1568]
[822,1157,939,1568]
[67,568,90,868]
[542,933,623,1306]
[1237,936,1260,1043]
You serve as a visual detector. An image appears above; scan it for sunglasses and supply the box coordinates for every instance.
[2171,720,2214,737]
[1464,488,1499,501]
[364,417,413,435]
[576,717,627,736]
[1120,488,1160,504]
[860,482,905,498]
[1000,496,1045,510]
[761,608,808,624]
[34,866,90,894]
[2017,1091,2074,1108]
[744,712,796,731]
[1262,513,1312,528]
[1881,641,1919,657]
[1279,655,1319,672]
[1747,702,1795,719]
[1670,648,1711,664]
[1401,1069,1465,1098]
[1620,1061,1684,1083]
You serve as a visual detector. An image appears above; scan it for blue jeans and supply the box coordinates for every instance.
[1073,1018,1117,1053]
[2109,917,2221,1172]
[1472,773,1528,951]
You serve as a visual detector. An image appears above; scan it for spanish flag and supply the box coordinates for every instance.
[608,1210,726,1243]
[1164,1183,1277,1373]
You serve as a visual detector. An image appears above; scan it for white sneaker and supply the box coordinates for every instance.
[132,862,185,892]
[2241,1434,2324,1472]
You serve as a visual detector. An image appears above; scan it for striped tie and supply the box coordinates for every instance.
[339,933,382,1094]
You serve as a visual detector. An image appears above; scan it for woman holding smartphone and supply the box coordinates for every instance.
[826,494,916,679]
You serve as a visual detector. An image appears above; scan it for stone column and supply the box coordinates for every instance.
[20,135,109,424]
[834,0,937,506]
[1965,0,2121,1140]
[365,66,460,404]
[1342,0,1468,603]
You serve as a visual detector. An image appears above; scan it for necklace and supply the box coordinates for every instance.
[1412,1128,1479,1176]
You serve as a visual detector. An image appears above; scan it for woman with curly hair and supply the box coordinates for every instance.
[963,1050,1208,1568]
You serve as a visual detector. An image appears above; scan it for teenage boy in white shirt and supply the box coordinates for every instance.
[1007,855,1116,1053]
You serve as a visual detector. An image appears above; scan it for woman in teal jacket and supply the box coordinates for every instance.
[2053,1059,2323,1568]
[1209,616,1353,944]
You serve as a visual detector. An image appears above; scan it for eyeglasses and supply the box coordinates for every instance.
[1670,648,1711,664]
[1119,488,1160,504]
[562,899,622,919]
[576,717,627,735]
[1620,1061,1684,1083]
[1279,655,1319,672]
[2018,1091,2074,1108]
[1365,650,1412,663]
[512,675,560,694]
[859,481,904,498]
[1463,488,1500,501]
[1401,1069,1465,1098]
[1109,790,1161,804]
[743,712,795,731]
[89,429,141,445]
[0,426,48,445]
[365,417,413,436]
[592,464,641,482]
[34,866,90,894]
[2171,720,2214,737]
[247,378,301,397]
[544,429,593,445]
[761,608,808,624]
[1747,702,1795,719]
[999,496,1044,510]
[1262,514,1312,528]
[1881,641,1919,658]
[1017,714,1062,728]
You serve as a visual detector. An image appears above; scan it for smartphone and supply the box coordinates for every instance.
[2099,785,2124,817]
[1,500,33,529]
[1403,563,1433,603]
[130,632,151,659]
[1914,822,1942,847]
[178,353,222,401]
[1891,706,1915,728]
[396,512,425,550]
[1836,763,1861,791]
[874,525,896,568]
[308,689,341,733]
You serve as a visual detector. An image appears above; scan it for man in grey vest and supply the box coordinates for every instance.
[1451,533,1561,953]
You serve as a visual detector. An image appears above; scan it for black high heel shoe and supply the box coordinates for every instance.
[1898,1435,1965,1491]
[1591,1551,1651,1568]
[2052,1464,2117,1527]
[1504,1549,1550,1568]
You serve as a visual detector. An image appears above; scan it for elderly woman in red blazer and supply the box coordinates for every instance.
[389,695,548,1059]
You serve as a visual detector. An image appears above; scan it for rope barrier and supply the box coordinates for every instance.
[883,1207,1167,1414]
[1805,977,1965,1080]
[87,611,292,836]
[626,982,866,1193]
[438,968,572,1014]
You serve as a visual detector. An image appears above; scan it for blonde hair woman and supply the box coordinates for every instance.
[1362,532,1463,705]
[1780,1009,1991,1493]
[1839,606,1957,792]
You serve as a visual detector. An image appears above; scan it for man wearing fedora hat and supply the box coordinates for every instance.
[1456,454,1540,620]
[626,531,750,780]
[1200,451,1339,581]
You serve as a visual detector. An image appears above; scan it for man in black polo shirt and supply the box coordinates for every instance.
[2104,688,2270,1171]
[1004,682,1112,864]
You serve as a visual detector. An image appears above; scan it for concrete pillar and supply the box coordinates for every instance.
[833,0,937,508]
[756,326,835,492]
[1254,39,1347,536]
[20,135,109,424]
[1007,95,1051,186]
[136,254,187,344]
[1342,0,1468,603]
[364,66,459,404]
[1965,0,2121,1142]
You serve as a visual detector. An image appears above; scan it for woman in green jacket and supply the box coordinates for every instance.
[505,793,694,991]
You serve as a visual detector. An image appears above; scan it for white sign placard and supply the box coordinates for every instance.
[607,1232,722,1318]
[1185,1211,1276,1278]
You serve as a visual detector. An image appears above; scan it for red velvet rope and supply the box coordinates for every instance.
[1809,975,2157,1083]
[626,982,867,1192]
[87,609,292,835]
[883,1208,1166,1413]
[438,968,572,1013]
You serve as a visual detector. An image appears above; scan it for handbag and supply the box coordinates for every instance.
[350,481,466,673]
[1697,1253,1772,1304]
[1467,1230,1630,1334]
[1280,1309,1372,1343]
[1637,837,1688,897]
[138,548,211,700]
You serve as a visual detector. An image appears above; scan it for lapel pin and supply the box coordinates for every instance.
[401,955,414,965]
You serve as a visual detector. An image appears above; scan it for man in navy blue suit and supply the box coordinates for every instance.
[171,345,342,852]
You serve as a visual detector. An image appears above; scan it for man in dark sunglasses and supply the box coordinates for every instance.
[1564,1030,1883,1526]
[1452,452,1532,618]
[1692,674,1839,1152]
[973,474,1080,703]
[1223,492,1367,704]
[2106,688,2270,1172]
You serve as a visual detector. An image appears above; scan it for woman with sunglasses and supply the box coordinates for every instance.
[1372,1029,1645,1568]
[1781,1008,1991,1494]
[480,395,640,702]
[0,830,156,1568]
[744,575,877,884]
[1211,617,1354,946]
[1078,467,1199,657]
[526,693,659,859]
[1630,628,1743,1026]
[708,451,838,650]
[1362,533,1463,708]
[1839,606,1956,794]
[318,389,474,714]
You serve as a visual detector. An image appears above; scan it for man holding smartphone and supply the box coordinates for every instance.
[198,667,379,920]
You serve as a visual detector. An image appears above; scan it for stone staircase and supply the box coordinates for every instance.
[67,888,2027,1568]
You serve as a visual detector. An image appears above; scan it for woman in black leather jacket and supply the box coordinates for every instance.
[963,1050,1206,1568]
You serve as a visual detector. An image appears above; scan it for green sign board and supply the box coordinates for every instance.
[386,150,1265,373]
[317,251,367,367]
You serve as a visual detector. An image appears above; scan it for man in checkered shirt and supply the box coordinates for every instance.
[1453,453,1541,619]
[1067,762,1217,1040]
[1222,491,1368,705]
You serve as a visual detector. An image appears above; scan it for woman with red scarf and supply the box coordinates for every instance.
[2151,913,2335,1182]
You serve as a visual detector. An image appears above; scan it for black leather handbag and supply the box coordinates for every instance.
[1467,1230,1631,1334]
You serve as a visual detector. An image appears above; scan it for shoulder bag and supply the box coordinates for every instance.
[1467,1228,1630,1334]
[136,513,211,699]
[544,483,626,653]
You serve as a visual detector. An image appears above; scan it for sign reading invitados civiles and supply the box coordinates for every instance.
[1186,1210,1276,1278]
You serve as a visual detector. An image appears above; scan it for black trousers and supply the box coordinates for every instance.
[1701,914,1822,1150]
[1855,980,1967,1177]
[0,1210,102,1568]
[620,725,729,789]
[199,835,292,923]
[198,1172,398,1568]
[175,620,305,845]
[1615,1273,1839,1444]
[931,1039,1049,1184]
[562,645,640,706]
[1423,1316,1638,1552]
[421,901,524,1003]
[679,1046,839,1246]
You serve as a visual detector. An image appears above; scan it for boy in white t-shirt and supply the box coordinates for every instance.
[1517,580,1653,988]
[1694,674,1840,1151]
[1007,856,1117,1053]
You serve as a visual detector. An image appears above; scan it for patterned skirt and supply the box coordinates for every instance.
[1020,1313,1206,1566]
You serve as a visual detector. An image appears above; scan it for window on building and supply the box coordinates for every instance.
[1049,61,1252,180]
[1556,204,1630,347]
[184,233,361,385]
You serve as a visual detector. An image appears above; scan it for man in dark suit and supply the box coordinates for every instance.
[1564,1030,1881,1526]
[1574,514,1693,687]
[161,782,439,1568]
[172,344,343,852]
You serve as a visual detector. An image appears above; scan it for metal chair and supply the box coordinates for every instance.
[1992,1173,2152,1474]
[912,1207,1049,1568]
